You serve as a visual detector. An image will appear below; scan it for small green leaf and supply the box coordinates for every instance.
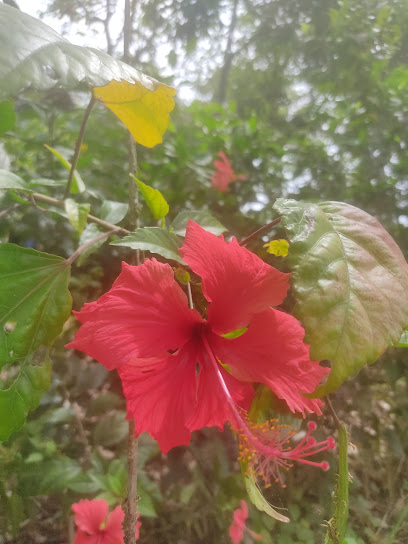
[325,424,349,544]
[111,227,185,264]
[173,267,191,285]
[0,169,31,191]
[0,100,16,135]
[273,199,408,396]
[263,239,289,257]
[29,178,67,189]
[0,357,51,441]
[77,223,105,266]
[172,210,226,236]
[241,460,290,523]
[396,329,408,347]
[64,198,90,235]
[92,412,128,447]
[133,176,169,221]
[221,327,248,339]
[0,244,72,366]
[44,144,85,194]
[99,200,128,225]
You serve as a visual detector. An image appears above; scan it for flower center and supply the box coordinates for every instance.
[200,333,335,488]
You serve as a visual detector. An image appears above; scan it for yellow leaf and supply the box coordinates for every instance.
[263,239,289,257]
[93,79,176,148]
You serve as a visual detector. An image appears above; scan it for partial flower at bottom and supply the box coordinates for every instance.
[229,500,263,543]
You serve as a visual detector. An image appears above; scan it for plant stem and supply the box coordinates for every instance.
[64,95,96,199]
[32,192,130,235]
[123,5,140,544]
[123,420,139,544]
[65,229,118,266]
[239,217,282,247]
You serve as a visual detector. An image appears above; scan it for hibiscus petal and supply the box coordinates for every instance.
[187,354,254,432]
[209,309,329,415]
[118,342,198,454]
[180,221,290,335]
[103,506,125,544]
[72,499,107,534]
[66,259,202,369]
[73,529,100,544]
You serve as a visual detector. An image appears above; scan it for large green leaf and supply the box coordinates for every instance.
[0,4,176,148]
[274,199,408,396]
[171,210,227,236]
[0,244,72,366]
[0,169,30,191]
[111,227,185,264]
[0,357,51,441]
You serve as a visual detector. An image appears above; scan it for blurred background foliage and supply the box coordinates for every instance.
[1,0,408,542]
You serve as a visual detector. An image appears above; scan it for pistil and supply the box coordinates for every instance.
[200,334,335,488]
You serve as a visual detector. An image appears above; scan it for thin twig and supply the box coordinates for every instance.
[122,4,140,544]
[239,216,282,246]
[326,395,341,428]
[65,229,118,266]
[32,192,130,235]
[123,420,139,544]
[64,95,96,199]
[0,203,19,218]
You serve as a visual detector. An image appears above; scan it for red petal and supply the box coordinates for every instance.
[187,356,254,432]
[66,259,202,369]
[72,499,107,534]
[180,222,290,335]
[73,530,100,544]
[210,309,329,415]
[118,341,198,454]
[103,506,125,544]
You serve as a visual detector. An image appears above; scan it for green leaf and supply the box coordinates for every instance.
[0,244,72,366]
[0,100,15,135]
[111,227,185,264]
[0,4,175,148]
[44,144,85,194]
[396,329,408,347]
[171,210,226,236]
[64,198,90,235]
[241,460,290,523]
[273,199,408,396]
[77,223,105,266]
[325,424,349,544]
[0,169,30,191]
[92,412,128,447]
[99,200,128,225]
[0,357,51,441]
[134,176,169,221]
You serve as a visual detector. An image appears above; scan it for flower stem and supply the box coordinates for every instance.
[63,94,96,199]
[65,229,118,266]
[239,217,282,247]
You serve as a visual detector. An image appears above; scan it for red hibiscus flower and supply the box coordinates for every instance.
[211,151,247,192]
[67,221,332,483]
[229,500,263,543]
